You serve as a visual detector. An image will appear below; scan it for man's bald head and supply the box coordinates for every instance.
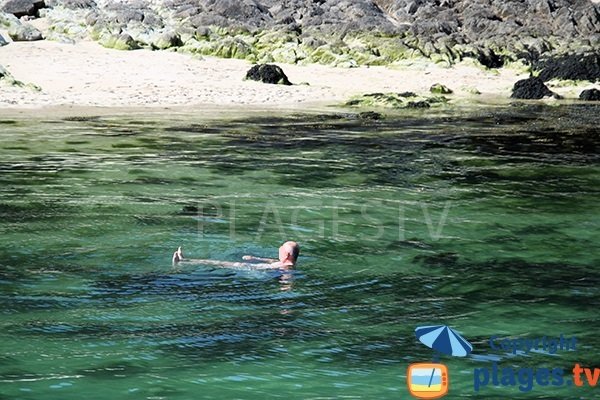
[279,241,300,265]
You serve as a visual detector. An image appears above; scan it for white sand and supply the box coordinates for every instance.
[0,36,543,111]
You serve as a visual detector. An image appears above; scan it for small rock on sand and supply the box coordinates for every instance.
[245,64,292,85]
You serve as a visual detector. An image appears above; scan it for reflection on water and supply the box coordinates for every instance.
[0,105,599,399]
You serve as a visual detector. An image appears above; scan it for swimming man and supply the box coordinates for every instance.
[172,241,300,269]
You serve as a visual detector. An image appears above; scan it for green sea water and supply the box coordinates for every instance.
[0,104,599,399]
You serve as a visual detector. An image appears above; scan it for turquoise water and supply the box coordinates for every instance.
[0,105,599,399]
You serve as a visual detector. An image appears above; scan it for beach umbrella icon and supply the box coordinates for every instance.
[415,325,473,357]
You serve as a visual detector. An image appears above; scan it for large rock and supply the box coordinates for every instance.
[1,0,45,18]
[245,64,291,85]
[579,88,600,101]
[213,37,254,59]
[99,32,138,50]
[0,10,21,28]
[8,22,43,41]
[103,1,145,24]
[538,53,600,82]
[208,0,272,26]
[151,30,181,50]
[511,76,557,99]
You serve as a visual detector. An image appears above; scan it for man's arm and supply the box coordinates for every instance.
[172,248,279,269]
[178,258,276,269]
[242,255,278,263]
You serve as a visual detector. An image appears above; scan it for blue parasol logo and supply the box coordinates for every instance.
[407,325,472,399]
[415,325,473,357]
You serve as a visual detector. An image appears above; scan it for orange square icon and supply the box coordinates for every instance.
[407,363,449,399]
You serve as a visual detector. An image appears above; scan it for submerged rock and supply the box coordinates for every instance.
[510,77,557,100]
[245,64,291,85]
[179,205,199,215]
[345,92,448,109]
[8,22,43,41]
[579,88,600,101]
[413,252,459,267]
[358,111,383,120]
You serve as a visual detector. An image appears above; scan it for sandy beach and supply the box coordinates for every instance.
[0,36,536,111]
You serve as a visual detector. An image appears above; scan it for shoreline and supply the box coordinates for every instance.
[1,98,595,121]
[0,39,597,115]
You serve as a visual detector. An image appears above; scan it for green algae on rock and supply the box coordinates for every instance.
[7,22,43,41]
[14,1,600,72]
[98,32,139,51]
[430,83,453,95]
[344,92,449,109]
[0,64,41,91]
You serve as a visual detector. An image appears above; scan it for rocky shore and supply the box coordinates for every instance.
[0,0,599,109]
[1,0,598,68]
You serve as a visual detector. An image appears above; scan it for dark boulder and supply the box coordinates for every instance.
[245,64,291,85]
[1,0,45,18]
[476,48,504,69]
[358,111,383,120]
[206,0,273,28]
[511,76,556,99]
[406,100,431,108]
[537,53,600,82]
[104,2,145,24]
[579,88,600,101]
[263,0,398,34]
[189,13,229,29]
[413,252,459,267]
